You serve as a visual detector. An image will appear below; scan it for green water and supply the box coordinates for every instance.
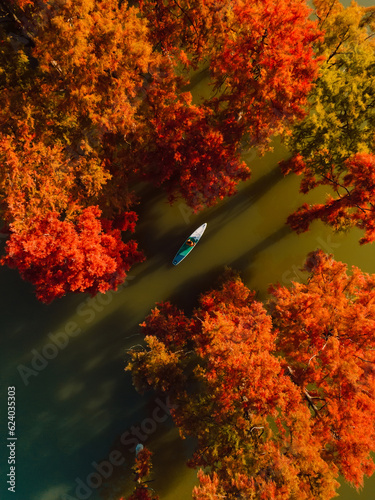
[2,1,375,498]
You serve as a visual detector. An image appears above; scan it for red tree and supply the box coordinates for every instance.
[128,256,375,497]
[140,89,250,210]
[2,207,144,302]
[136,0,321,209]
[207,0,322,152]
[116,447,158,500]
[126,448,159,500]
[285,153,375,244]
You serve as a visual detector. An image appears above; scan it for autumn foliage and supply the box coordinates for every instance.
[269,250,375,487]
[285,153,375,244]
[127,255,375,498]
[2,207,144,303]
[118,447,158,500]
[282,0,375,242]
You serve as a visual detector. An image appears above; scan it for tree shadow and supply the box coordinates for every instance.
[155,224,293,314]
[166,265,225,314]
[131,164,285,285]
[182,65,210,92]
[228,225,293,278]
[200,164,284,233]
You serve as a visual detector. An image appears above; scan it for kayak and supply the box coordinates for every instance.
[172,223,207,266]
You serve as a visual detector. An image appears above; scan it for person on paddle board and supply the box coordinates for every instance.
[186,238,195,247]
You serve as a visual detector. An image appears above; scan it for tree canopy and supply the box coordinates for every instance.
[127,254,375,499]
[0,0,322,299]
[282,0,375,243]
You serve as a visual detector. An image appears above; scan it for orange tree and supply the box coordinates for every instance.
[122,448,159,500]
[269,250,375,488]
[140,0,322,155]
[0,0,154,300]
[127,255,375,499]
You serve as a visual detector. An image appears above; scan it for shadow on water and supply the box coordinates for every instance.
[132,165,285,285]
[228,225,293,282]
[0,152,303,500]
[182,65,210,92]
[159,224,292,312]
[166,265,225,314]
[201,164,284,232]
[0,257,159,499]
[98,424,196,500]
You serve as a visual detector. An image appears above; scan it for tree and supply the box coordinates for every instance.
[127,270,349,499]
[269,250,375,488]
[207,0,322,153]
[138,0,232,69]
[132,0,322,210]
[115,447,159,500]
[1,0,322,215]
[0,0,323,298]
[140,0,322,154]
[0,0,153,300]
[1,0,157,219]
[139,88,250,211]
[125,448,159,500]
[281,0,375,242]
[1,207,144,303]
[286,153,375,244]
[127,255,375,497]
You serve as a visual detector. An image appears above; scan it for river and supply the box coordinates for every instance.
[1,1,375,498]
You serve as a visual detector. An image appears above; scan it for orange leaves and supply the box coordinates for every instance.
[141,92,250,210]
[126,447,159,500]
[126,255,375,497]
[2,207,144,302]
[30,0,154,137]
[128,269,345,498]
[2,0,322,260]
[270,250,375,487]
[207,0,321,151]
[0,133,76,230]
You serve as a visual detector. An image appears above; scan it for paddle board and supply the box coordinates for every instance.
[172,223,207,266]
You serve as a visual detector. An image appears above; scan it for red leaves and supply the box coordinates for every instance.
[133,448,153,483]
[140,301,196,348]
[192,470,221,500]
[128,270,341,498]
[2,206,144,302]
[126,448,159,500]
[207,0,321,150]
[286,153,375,243]
[141,89,250,211]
